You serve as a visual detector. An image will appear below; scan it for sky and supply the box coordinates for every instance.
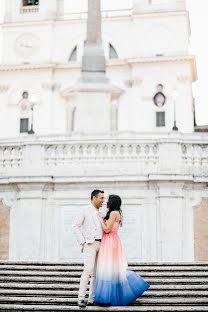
[0,0,207,125]
[186,0,208,125]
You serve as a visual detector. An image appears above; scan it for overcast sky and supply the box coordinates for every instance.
[0,0,207,125]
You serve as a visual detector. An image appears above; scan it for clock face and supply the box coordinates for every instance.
[153,92,166,107]
[14,34,39,57]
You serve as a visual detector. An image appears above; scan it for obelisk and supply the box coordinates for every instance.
[71,0,122,134]
[81,0,108,83]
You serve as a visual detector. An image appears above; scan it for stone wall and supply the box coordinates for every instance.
[194,199,208,261]
[0,202,10,260]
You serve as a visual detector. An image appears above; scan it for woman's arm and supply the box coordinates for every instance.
[97,211,118,233]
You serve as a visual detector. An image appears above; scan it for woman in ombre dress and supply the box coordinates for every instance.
[94,194,150,306]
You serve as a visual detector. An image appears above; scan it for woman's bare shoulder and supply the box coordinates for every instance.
[110,210,120,216]
[110,211,120,220]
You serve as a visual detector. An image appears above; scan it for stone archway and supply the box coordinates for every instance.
[194,199,208,261]
[0,201,10,260]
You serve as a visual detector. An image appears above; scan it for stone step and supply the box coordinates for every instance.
[0,262,207,311]
[0,289,207,297]
[0,304,208,311]
[1,270,208,277]
[0,261,207,266]
[0,283,208,291]
[0,276,207,284]
[0,296,208,305]
[0,265,208,272]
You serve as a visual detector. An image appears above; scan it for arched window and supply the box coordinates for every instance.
[109,43,118,59]
[69,46,77,62]
[23,0,39,6]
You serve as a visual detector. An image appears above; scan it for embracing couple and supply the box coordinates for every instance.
[72,189,150,307]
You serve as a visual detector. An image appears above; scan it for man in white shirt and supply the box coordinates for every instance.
[72,189,104,307]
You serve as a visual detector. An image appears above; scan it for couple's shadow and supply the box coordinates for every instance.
[94,303,111,307]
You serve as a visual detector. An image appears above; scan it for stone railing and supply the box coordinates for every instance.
[0,136,207,181]
[44,142,159,166]
[181,143,208,176]
[20,6,39,14]
[0,146,23,169]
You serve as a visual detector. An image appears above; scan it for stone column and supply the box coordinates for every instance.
[65,101,76,133]
[13,183,46,261]
[81,0,108,83]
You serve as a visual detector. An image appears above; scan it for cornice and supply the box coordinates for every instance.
[132,10,189,20]
[0,63,61,72]
[0,10,189,29]
[0,19,85,29]
[0,132,207,146]
[0,55,197,81]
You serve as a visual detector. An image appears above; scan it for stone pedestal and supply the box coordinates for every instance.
[61,83,122,134]
[74,83,112,133]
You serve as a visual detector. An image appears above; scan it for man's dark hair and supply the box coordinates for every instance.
[91,189,104,200]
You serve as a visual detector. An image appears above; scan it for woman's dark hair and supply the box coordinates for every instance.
[104,194,123,226]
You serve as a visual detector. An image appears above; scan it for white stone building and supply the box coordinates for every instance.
[0,0,207,263]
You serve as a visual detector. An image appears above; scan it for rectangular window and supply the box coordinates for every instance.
[23,0,39,6]
[20,118,29,133]
[156,112,165,127]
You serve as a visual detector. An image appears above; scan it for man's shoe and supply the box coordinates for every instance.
[78,299,86,307]
[87,302,94,306]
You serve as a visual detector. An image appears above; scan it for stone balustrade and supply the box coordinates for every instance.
[44,142,159,165]
[20,6,39,14]
[181,143,208,177]
[0,135,207,181]
[0,146,23,169]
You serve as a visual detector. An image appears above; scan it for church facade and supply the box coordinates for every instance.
[0,0,207,263]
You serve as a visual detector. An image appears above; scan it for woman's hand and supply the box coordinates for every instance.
[97,211,103,222]
[100,211,119,233]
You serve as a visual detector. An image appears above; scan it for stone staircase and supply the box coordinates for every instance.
[0,261,207,311]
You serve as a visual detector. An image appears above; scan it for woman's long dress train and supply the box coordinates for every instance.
[94,222,150,306]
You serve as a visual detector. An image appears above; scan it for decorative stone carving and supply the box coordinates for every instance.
[177,75,192,84]
[0,85,9,93]
[14,33,40,57]
[124,77,143,88]
[0,196,16,210]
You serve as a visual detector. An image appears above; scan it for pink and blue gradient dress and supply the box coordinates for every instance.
[94,222,150,306]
